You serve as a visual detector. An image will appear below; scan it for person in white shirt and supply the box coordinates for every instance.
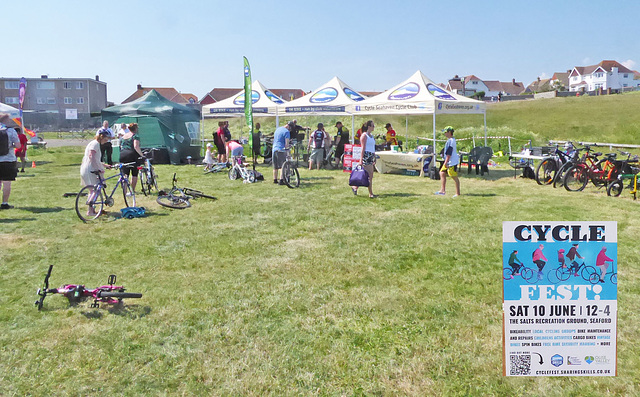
[0,113,22,209]
[435,126,461,197]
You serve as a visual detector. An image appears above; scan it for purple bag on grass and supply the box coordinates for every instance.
[349,165,370,187]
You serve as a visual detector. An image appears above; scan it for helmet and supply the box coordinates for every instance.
[443,126,454,133]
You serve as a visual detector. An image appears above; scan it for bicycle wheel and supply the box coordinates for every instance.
[607,180,623,197]
[563,166,588,192]
[503,268,513,280]
[228,167,239,180]
[557,266,571,281]
[156,195,191,209]
[75,185,105,222]
[547,268,561,284]
[535,158,557,185]
[588,272,600,284]
[283,163,300,188]
[99,291,143,299]
[149,167,159,192]
[523,267,538,284]
[581,265,597,282]
[122,181,136,207]
[139,170,150,196]
[553,163,570,188]
[611,273,617,284]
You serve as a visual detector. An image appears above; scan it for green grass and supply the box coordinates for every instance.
[1,142,640,395]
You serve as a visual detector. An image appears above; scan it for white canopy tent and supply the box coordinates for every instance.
[346,70,487,149]
[202,80,288,124]
[0,102,21,119]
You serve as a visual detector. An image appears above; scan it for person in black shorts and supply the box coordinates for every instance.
[119,123,144,192]
[0,113,21,209]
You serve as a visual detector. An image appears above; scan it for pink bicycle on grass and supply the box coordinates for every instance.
[35,265,142,310]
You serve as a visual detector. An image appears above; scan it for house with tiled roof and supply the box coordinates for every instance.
[550,71,570,90]
[199,87,306,105]
[568,60,638,92]
[446,75,524,97]
[524,77,553,93]
[122,85,197,104]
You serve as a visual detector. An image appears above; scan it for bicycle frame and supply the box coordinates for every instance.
[94,164,134,203]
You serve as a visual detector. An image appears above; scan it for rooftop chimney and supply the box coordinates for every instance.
[137,84,142,90]
[537,77,541,82]
[41,75,48,79]
[95,75,100,81]
[512,78,516,84]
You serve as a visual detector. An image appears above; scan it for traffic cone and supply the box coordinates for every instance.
[32,161,36,168]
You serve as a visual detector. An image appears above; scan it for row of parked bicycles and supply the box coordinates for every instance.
[534,142,639,199]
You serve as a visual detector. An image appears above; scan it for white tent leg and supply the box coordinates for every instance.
[484,112,488,146]
[405,116,408,151]
[351,115,355,144]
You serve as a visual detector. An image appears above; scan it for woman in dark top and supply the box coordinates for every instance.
[119,123,144,192]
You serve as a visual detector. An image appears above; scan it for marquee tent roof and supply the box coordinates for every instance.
[202,80,287,117]
[347,70,485,116]
[0,102,21,119]
[283,76,366,116]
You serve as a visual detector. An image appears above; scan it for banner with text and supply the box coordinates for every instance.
[502,221,617,377]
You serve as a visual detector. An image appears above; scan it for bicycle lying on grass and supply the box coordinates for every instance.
[157,173,216,209]
[75,162,137,222]
[35,265,142,310]
[204,160,231,174]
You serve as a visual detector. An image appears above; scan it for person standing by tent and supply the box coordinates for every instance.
[384,123,398,150]
[0,113,21,210]
[214,121,227,163]
[307,123,328,170]
[223,121,232,141]
[97,120,114,165]
[272,122,292,184]
[119,123,144,193]
[14,127,29,173]
[354,122,366,145]
[352,120,377,198]
[334,121,349,167]
[435,126,460,197]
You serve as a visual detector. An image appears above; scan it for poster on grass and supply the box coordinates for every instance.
[502,222,617,377]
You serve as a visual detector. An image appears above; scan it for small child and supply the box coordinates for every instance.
[203,143,215,171]
[557,249,566,268]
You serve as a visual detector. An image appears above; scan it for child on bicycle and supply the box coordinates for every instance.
[508,250,523,276]
[557,248,566,268]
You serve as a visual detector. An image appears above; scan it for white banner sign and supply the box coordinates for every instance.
[65,109,78,120]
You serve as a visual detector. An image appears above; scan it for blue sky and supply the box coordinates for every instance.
[6,0,639,103]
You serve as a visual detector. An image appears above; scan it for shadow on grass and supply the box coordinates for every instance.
[303,176,335,180]
[80,305,151,319]
[61,163,82,167]
[376,192,424,198]
[16,174,37,178]
[463,168,522,181]
[19,206,69,214]
[0,217,37,223]
[462,193,498,197]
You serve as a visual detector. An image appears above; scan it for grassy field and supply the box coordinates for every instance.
[2,94,640,395]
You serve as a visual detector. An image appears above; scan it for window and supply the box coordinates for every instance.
[36,98,46,105]
[594,73,603,78]
[594,83,603,90]
[185,122,201,146]
[4,81,19,89]
[47,98,56,104]
[76,97,85,104]
[63,82,72,89]
[4,97,18,104]
[76,82,84,89]
[37,81,55,89]
[623,74,628,78]
[64,97,73,104]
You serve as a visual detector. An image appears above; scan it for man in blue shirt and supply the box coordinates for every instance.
[272,122,292,184]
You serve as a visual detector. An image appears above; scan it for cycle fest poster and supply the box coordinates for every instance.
[502,221,617,377]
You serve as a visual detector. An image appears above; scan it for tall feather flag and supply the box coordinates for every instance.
[17,77,35,137]
[243,57,253,151]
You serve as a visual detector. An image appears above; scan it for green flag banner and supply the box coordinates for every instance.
[243,57,253,147]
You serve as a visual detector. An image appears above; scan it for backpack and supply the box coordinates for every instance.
[313,130,325,148]
[522,164,535,179]
[0,128,9,156]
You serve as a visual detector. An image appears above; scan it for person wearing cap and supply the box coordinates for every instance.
[96,120,115,165]
[203,143,215,171]
[384,123,398,150]
[334,121,349,166]
[0,113,21,210]
[308,123,328,170]
[435,126,460,197]
[272,122,292,184]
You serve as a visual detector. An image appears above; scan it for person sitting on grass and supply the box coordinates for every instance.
[508,250,523,277]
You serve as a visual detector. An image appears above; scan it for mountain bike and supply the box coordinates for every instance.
[281,148,300,188]
[535,143,574,185]
[138,157,158,196]
[75,162,137,222]
[35,265,142,310]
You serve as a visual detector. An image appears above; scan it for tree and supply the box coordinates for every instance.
[471,91,485,99]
